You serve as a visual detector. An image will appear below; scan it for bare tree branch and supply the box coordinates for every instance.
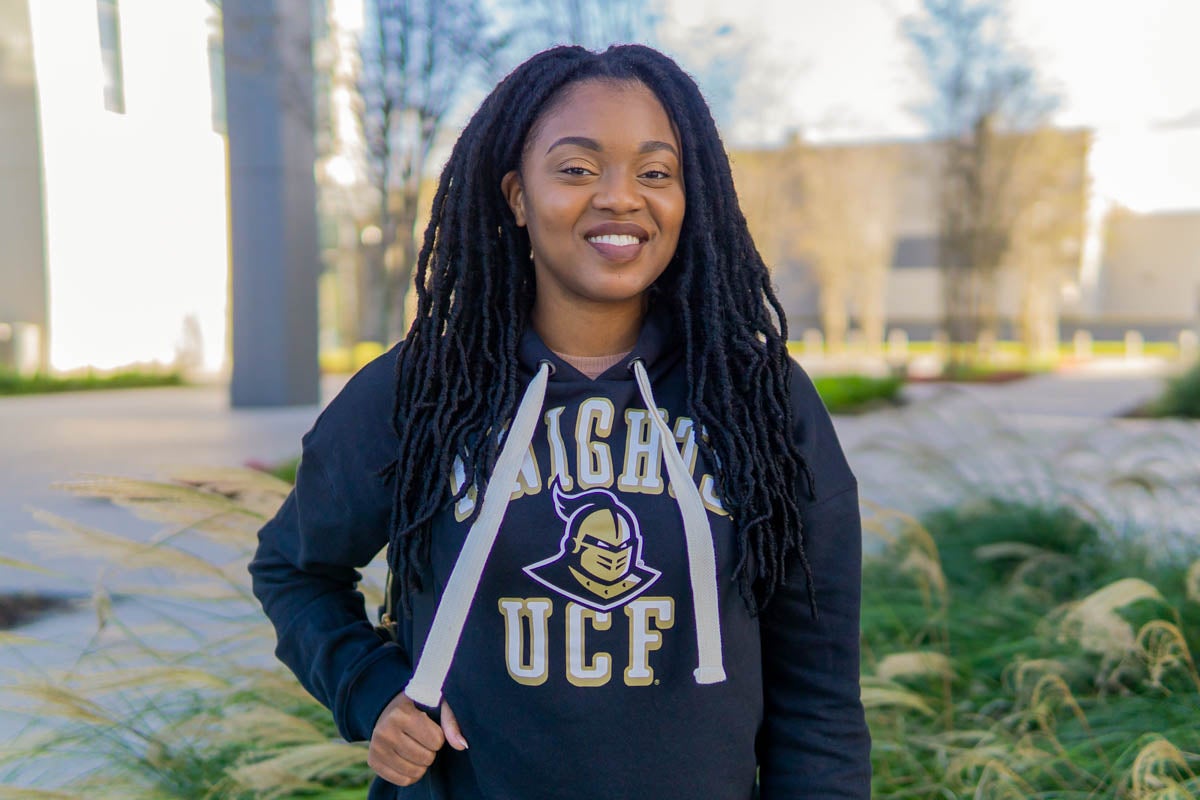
[903,0,1067,366]
[355,0,509,343]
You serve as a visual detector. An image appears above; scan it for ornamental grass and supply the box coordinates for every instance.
[1,416,1197,797]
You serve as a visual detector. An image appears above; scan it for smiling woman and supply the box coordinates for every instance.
[248,44,871,800]
[501,81,686,356]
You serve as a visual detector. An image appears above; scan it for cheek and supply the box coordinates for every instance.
[526,191,585,242]
[658,191,686,245]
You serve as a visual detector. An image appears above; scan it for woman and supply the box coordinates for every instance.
[249,44,870,799]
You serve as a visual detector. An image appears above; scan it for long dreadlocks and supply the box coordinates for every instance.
[385,44,818,619]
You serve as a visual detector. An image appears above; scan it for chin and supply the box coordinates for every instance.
[578,279,659,305]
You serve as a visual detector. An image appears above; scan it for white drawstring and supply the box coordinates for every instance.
[404,356,727,708]
[404,361,552,708]
[630,359,726,684]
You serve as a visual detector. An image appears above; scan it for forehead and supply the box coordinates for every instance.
[524,80,680,154]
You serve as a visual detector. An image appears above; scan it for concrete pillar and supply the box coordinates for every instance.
[1073,330,1092,360]
[1180,330,1198,364]
[1124,330,1144,360]
[933,328,949,359]
[977,329,996,361]
[887,328,909,360]
[802,328,825,358]
[224,0,320,407]
[846,327,865,351]
[0,0,49,373]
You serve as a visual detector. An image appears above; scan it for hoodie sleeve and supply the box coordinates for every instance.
[757,359,872,798]
[247,345,412,744]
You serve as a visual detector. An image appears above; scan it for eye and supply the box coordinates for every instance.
[560,165,594,177]
[641,169,671,180]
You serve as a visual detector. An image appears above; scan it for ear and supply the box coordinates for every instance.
[501,170,526,227]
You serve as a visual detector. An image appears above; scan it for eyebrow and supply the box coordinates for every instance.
[545,136,679,159]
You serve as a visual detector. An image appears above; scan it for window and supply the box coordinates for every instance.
[891,235,940,269]
[96,0,125,113]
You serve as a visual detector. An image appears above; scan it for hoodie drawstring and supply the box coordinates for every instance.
[404,356,727,709]
[630,358,726,684]
[404,360,552,708]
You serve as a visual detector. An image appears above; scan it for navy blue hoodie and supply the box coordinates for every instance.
[248,306,870,799]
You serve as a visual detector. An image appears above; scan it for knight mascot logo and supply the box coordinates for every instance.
[524,482,660,611]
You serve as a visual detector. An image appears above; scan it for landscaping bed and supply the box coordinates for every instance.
[0,368,184,396]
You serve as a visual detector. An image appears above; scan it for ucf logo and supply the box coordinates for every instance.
[524,483,660,611]
[504,484,676,687]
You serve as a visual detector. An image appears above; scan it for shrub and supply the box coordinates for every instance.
[862,498,1200,798]
[1149,359,1200,418]
[812,374,904,414]
[0,369,184,396]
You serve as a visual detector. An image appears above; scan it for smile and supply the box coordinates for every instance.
[586,235,646,261]
[586,234,641,246]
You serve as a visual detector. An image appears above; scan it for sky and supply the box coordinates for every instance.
[656,0,1200,212]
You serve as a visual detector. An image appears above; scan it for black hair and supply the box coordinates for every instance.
[385,44,818,617]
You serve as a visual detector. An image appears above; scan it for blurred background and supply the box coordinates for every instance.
[2,1,1200,797]
[2,0,1197,392]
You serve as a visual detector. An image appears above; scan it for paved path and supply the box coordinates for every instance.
[0,376,350,594]
[835,361,1200,557]
[0,376,351,762]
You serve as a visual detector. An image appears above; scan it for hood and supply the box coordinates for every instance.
[516,298,685,385]
[404,298,726,711]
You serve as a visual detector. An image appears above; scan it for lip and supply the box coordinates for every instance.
[583,222,650,241]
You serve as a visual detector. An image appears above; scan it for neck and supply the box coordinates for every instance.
[531,294,645,357]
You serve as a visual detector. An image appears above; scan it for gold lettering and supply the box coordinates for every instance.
[498,598,553,686]
[566,602,613,687]
[617,408,666,494]
[543,406,573,491]
[575,398,615,488]
[700,473,729,516]
[624,597,675,686]
[451,456,477,522]
[667,418,700,499]
[509,444,542,500]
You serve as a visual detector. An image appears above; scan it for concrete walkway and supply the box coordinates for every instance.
[833,360,1200,558]
[0,376,350,594]
[0,376,351,759]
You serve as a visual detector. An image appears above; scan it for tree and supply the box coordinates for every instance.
[902,0,1062,366]
[356,0,510,344]
[1005,128,1091,360]
[516,0,658,49]
[794,142,900,355]
[730,138,898,355]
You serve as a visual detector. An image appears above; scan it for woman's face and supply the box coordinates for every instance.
[502,80,685,313]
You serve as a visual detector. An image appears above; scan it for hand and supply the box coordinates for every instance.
[368,692,468,787]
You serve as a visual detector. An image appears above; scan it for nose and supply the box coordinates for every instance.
[592,169,643,215]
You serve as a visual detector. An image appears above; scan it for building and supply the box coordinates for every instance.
[730,128,1199,350]
[1083,208,1200,341]
[0,0,228,375]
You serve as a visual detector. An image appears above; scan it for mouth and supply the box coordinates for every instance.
[584,223,650,262]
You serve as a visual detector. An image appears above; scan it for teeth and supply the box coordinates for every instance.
[588,234,641,246]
